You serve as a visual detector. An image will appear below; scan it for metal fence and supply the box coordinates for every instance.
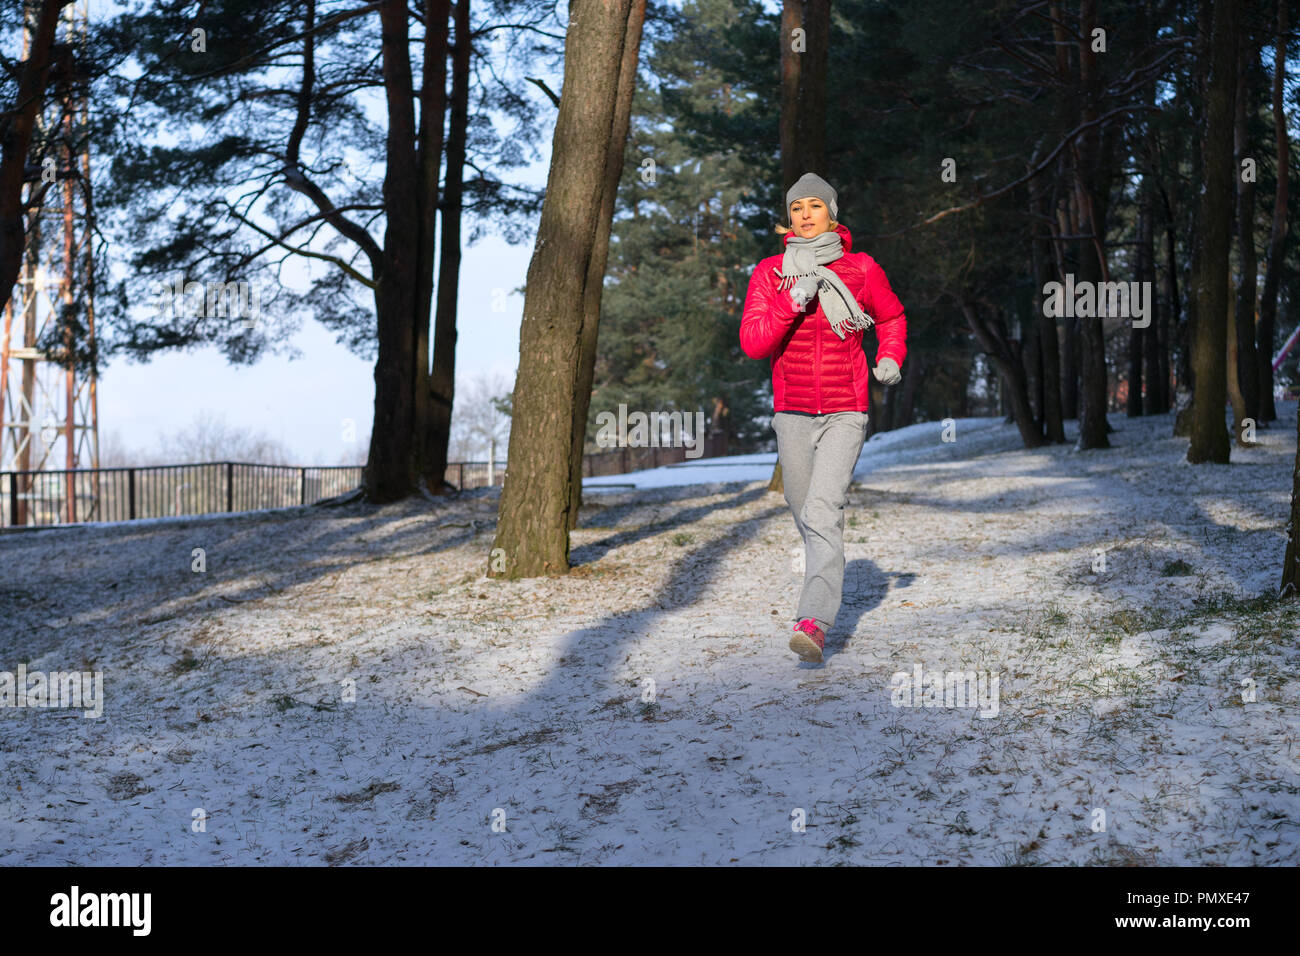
[446,461,507,492]
[582,431,728,477]
[1,462,364,529]
[1,432,729,529]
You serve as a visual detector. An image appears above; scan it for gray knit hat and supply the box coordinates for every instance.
[786,172,838,221]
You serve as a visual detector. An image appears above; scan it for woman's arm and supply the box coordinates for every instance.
[740,260,803,360]
[862,259,908,369]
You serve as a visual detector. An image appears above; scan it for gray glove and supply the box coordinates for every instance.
[789,275,820,310]
[873,357,902,386]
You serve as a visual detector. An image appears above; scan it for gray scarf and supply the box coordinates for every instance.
[773,230,875,339]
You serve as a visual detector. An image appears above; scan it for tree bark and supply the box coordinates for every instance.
[1162,178,1192,429]
[897,353,920,427]
[779,0,804,193]
[798,0,829,175]
[1157,182,1177,415]
[1187,0,1238,464]
[566,0,646,533]
[1139,180,1165,414]
[1123,286,1144,421]
[1034,179,1066,442]
[867,376,885,437]
[0,0,70,319]
[1049,1,1078,424]
[1032,185,1066,442]
[427,0,466,493]
[490,0,638,578]
[1175,0,1214,439]
[1073,0,1110,450]
[1134,9,1163,418]
[1258,0,1288,425]
[367,0,424,501]
[1226,277,1247,430]
[1281,394,1300,598]
[1024,284,1043,425]
[1232,14,1260,439]
[1057,192,1080,421]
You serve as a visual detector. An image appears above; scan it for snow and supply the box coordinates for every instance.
[2,405,1298,865]
[581,416,1014,490]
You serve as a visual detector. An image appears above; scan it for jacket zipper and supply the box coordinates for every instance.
[815,310,822,414]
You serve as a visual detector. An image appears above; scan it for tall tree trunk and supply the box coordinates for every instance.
[0,0,69,319]
[1233,14,1260,440]
[1161,180,1187,422]
[1049,2,1078,424]
[1073,0,1110,450]
[417,0,450,490]
[1258,0,1288,425]
[798,0,829,173]
[1282,393,1300,598]
[367,0,424,501]
[1226,276,1247,428]
[1139,179,1164,414]
[1123,295,1144,418]
[1033,186,1066,442]
[1155,183,1174,414]
[771,0,830,493]
[566,0,646,532]
[779,0,804,192]
[427,0,467,493]
[1134,9,1162,418]
[490,0,638,578]
[1056,192,1080,420]
[1024,282,1043,425]
[897,353,920,427]
[1188,0,1238,464]
[867,375,885,437]
[1176,0,1214,438]
[882,381,898,431]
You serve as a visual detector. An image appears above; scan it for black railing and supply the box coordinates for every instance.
[1,462,364,529]
[1,435,729,529]
[581,431,729,477]
[449,461,507,492]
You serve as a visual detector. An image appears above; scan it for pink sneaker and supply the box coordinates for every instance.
[789,619,825,663]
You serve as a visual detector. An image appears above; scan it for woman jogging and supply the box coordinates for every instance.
[739,172,908,664]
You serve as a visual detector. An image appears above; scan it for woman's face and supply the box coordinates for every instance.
[789,196,833,237]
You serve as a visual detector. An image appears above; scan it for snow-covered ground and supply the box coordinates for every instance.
[2,406,1298,865]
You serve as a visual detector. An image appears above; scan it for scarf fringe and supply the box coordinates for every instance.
[829,312,875,339]
[772,266,818,292]
[773,233,876,339]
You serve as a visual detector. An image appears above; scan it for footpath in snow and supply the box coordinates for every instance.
[1,406,1297,865]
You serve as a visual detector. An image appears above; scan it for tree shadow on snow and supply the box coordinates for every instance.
[569,483,771,567]
[509,483,789,708]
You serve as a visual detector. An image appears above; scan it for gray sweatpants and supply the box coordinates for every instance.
[773,411,869,633]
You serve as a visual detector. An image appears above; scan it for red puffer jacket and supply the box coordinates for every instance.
[740,223,907,415]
